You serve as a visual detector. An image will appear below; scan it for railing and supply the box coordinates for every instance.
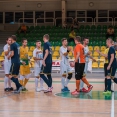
[36,18,55,26]
[113,17,117,26]
[94,17,114,26]
[75,17,93,25]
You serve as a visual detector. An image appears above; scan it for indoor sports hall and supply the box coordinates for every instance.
[0,0,117,117]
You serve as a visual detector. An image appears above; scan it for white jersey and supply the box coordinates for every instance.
[60,46,69,65]
[84,46,89,62]
[3,44,11,62]
[33,48,43,67]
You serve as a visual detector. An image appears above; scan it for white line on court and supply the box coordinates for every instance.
[111,82,114,117]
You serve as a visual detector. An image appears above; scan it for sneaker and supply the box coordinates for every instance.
[103,90,112,95]
[9,87,13,91]
[36,87,45,92]
[44,88,52,93]
[71,90,79,95]
[80,87,87,92]
[110,90,114,92]
[87,85,93,93]
[13,86,23,94]
[4,88,10,92]
[22,87,28,91]
[64,87,70,92]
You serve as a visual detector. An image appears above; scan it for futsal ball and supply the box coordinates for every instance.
[70,61,75,67]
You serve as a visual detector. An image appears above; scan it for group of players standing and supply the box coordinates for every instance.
[3,34,117,95]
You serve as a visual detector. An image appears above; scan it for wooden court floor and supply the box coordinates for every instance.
[0,78,116,117]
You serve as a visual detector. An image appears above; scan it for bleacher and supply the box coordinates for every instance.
[0,25,117,68]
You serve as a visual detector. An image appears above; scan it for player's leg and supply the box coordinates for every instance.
[19,75,25,86]
[111,65,117,83]
[4,74,9,91]
[104,63,108,92]
[19,65,25,86]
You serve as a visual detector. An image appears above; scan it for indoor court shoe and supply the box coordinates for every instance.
[61,87,66,92]
[9,87,13,91]
[36,87,46,92]
[80,87,87,93]
[4,88,10,92]
[64,87,70,92]
[103,90,111,95]
[87,85,93,93]
[44,88,52,93]
[71,90,79,95]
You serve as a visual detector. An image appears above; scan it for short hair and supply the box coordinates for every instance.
[22,38,27,43]
[11,35,17,41]
[36,40,41,43]
[83,37,89,41]
[6,36,11,41]
[61,38,67,42]
[107,38,113,43]
[74,36,81,42]
[43,34,49,40]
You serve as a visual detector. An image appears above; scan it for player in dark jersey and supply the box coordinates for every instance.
[8,35,23,93]
[103,38,117,95]
[40,34,53,93]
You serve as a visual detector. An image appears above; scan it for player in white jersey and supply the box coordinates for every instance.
[60,38,73,92]
[80,37,96,92]
[33,40,45,92]
[3,37,13,92]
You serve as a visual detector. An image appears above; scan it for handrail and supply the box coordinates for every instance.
[75,17,93,25]
[18,18,35,26]
[55,17,74,26]
[94,17,113,25]
[36,18,54,26]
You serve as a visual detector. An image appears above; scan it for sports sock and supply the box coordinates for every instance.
[61,77,65,89]
[40,78,44,88]
[47,75,52,87]
[104,78,107,90]
[80,80,84,90]
[76,80,80,91]
[65,78,70,87]
[81,77,90,87]
[24,78,29,87]
[4,76,8,88]
[35,78,39,88]
[107,79,111,91]
[113,77,117,84]
[19,80,23,86]
[8,78,11,88]
[40,74,50,87]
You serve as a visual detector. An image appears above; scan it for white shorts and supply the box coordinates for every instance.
[34,67,41,77]
[4,61,11,74]
[60,62,72,75]
[84,62,88,75]
[20,74,31,80]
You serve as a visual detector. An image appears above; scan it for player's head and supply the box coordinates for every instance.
[61,38,68,46]
[43,34,49,42]
[106,38,113,47]
[74,36,81,44]
[83,37,89,45]
[10,35,17,43]
[36,40,41,48]
[22,38,27,46]
[6,37,12,45]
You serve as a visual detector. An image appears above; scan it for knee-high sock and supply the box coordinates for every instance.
[61,77,65,89]
[107,79,111,91]
[8,78,11,88]
[19,80,23,86]
[65,79,70,87]
[40,74,50,87]
[4,76,8,88]
[80,80,84,90]
[40,78,44,88]
[35,78,39,88]
[104,78,108,90]
[24,78,29,87]
[81,77,90,87]
[47,75,52,87]
[76,80,80,91]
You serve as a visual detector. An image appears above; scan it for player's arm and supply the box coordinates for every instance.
[4,46,10,56]
[43,49,49,61]
[75,52,80,62]
[61,47,71,56]
[96,50,107,59]
[108,54,114,67]
[33,50,42,61]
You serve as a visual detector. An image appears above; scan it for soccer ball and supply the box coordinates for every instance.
[70,61,75,67]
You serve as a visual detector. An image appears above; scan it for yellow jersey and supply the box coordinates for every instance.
[104,48,109,63]
[20,46,29,60]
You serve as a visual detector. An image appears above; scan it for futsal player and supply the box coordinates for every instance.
[103,38,117,94]
[80,38,96,92]
[71,36,93,95]
[8,35,23,93]
[19,38,31,91]
[40,34,53,93]
[33,40,45,92]
[60,38,73,92]
[3,37,13,91]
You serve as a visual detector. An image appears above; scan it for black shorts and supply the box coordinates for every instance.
[75,63,85,80]
[107,65,116,78]
[40,62,52,74]
[9,62,20,76]
[104,63,108,77]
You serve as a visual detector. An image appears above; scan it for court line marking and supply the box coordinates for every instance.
[111,82,114,117]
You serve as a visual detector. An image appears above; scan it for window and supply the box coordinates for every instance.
[45,12,54,22]
[35,11,44,23]
[5,12,14,23]
[98,10,108,22]
[67,11,75,23]
[55,11,62,26]
[0,12,3,23]
[109,11,117,21]
[77,11,85,22]
[15,12,23,23]
[24,12,33,23]
[87,10,96,22]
